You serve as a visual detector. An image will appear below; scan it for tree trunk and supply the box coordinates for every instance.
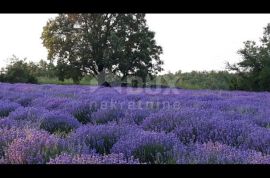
[121,75,128,87]
[97,71,106,85]
[142,77,146,88]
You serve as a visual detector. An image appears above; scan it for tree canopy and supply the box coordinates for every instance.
[227,23,270,91]
[41,14,163,84]
[0,56,38,84]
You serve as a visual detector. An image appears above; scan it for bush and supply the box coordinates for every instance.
[6,129,63,164]
[111,131,180,164]
[0,101,20,118]
[4,66,38,84]
[0,73,5,82]
[40,111,80,135]
[1,57,38,84]
[244,129,270,155]
[91,108,124,124]
[68,124,137,155]
[61,100,99,124]
[48,152,140,164]
[9,107,48,122]
[0,128,26,159]
[121,108,152,125]
[176,142,270,164]
[0,118,18,129]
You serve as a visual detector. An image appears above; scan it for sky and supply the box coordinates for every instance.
[1,14,270,74]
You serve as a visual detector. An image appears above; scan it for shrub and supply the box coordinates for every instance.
[40,111,80,135]
[0,118,18,129]
[120,108,152,125]
[6,129,63,164]
[209,120,256,148]
[244,129,270,155]
[91,108,124,124]
[68,123,137,155]
[176,142,270,164]
[142,109,209,133]
[9,107,48,122]
[3,58,38,84]
[61,100,99,124]
[32,97,72,111]
[47,152,140,164]
[0,101,20,118]
[0,128,26,159]
[174,119,256,147]
[111,131,180,164]
[253,111,270,128]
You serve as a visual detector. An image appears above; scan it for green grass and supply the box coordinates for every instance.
[37,76,98,85]
[37,76,202,89]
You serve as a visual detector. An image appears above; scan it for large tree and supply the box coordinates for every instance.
[227,23,270,91]
[41,14,163,84]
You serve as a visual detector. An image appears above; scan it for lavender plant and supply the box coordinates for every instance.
[0,101,20,118]
[0,83,270,164]
[5,129,64,164]
[111,131,180,164]
[40,111,80,135]
[47,152,140,164]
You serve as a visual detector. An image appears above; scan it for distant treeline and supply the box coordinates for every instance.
[0,56,244,90]
[152,71,236,90]
[0,56,55,84]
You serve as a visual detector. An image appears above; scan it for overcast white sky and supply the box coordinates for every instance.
[1,14,270,73]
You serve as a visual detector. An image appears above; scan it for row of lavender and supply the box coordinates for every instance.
[0,83,270,164]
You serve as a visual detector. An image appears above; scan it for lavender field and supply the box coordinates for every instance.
[0,83,270,164]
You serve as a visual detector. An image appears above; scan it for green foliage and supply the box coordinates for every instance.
[36,70,237,91]
[0,73,5,82]
[37,76,97,85]
[85,135,117,155]
[0,56,59,85]
[1,56,38,84]
[73,105,98,124]
[36,59,56,78]
[258,65,270,91]
[41,14,163,85]
[133,144,175,164]
[151,70,235,90]
[40,121,74,135]
[227,23,270,91]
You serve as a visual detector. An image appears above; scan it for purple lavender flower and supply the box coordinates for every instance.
[173,116,219,144]
[0,127,26,158]
[91,108,124,124]
[0,100,20,118]
[0,83,270,164]
[32,97,72,111]
[8,107,48,122]
[111,131,180,164]
[0,118,18,129]
[40,111,80,135]
[244,128,270,155]
[68,123,138,155]
[176,142,270,164]
[121,108,152,125]
[174,118,256,147]
[141,109,208,133]
[253,110,270,128]
[60,100,99,124]
[208,120,257,148]
[14,93,42,107]
[47,152,140,164]
[6,129,63,164]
